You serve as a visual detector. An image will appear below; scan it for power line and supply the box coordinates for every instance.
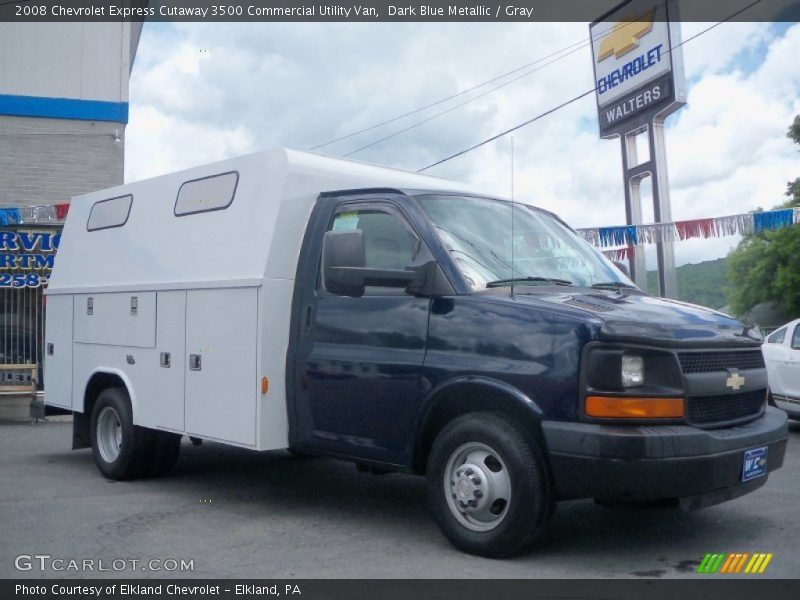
[308,6,668,152]
[342,41,589,157]
[417,0,765,173]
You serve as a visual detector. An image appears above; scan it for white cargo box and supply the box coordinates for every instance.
[45,148,484,450]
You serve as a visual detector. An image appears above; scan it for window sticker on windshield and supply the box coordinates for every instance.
[333,211,359,231]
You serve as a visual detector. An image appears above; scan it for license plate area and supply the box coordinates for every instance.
[742,446,768,482]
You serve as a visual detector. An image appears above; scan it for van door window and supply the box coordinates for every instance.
[324,207,419,293]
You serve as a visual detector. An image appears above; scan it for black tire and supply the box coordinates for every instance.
[426,412,555,558]
[141,431,182,478]
[90,387,156,480]
[287,448,313,458]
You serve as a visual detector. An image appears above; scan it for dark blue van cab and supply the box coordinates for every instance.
[288,189,788,557]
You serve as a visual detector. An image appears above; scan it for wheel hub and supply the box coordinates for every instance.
[443,442,512,532]
[452,464,486,511]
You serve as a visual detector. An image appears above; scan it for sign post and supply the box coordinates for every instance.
[590,0,686,297]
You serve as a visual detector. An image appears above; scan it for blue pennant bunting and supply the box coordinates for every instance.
[0,208,21,226]
[598,225,637,247]
[753,209,794,233]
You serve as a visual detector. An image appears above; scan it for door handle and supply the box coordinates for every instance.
[302,304,313,335]
[189,354,202,371]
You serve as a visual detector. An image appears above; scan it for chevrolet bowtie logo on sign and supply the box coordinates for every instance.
[597,11,655,62]
[726,370,746,391]
[697,553,774,574]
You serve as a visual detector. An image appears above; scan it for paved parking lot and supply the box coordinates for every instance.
[1,417,798,579]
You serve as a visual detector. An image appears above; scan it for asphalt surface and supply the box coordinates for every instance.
[1,417,798,579]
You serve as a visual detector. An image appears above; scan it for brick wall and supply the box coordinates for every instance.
[0,115,125,207]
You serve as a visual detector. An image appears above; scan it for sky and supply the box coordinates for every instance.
[125,20,800,268]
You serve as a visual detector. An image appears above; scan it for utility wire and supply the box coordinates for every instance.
[417,0,765,172]
[342,41,589,157]
[308,4,670,152]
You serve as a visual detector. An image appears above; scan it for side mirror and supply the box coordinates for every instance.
[323,230,421,297]
[323,230,367,297]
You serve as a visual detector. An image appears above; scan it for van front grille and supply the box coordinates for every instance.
[686,389,766,426]
[678,351,765,374]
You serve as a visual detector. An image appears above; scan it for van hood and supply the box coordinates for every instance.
[494,288,763,348]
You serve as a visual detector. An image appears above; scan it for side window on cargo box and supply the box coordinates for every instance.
[323,207,419,293]
[87,195,133,231]
[175,171,238,216]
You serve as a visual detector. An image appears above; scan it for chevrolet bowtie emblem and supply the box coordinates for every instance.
[597,10,655,62]
[726,371,746,391]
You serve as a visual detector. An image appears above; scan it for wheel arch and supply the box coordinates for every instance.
[411,376,546,474]
[73,369,137,450]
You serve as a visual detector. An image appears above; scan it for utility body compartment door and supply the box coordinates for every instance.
[43,295,73,409]
[74,292,156,348]
[185,288,258,446]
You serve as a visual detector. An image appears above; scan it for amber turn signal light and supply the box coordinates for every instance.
[585,396,684,418]
[261,377,269,395]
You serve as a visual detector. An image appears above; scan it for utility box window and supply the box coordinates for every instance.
[87,195,133,231]
[175,171,239,216]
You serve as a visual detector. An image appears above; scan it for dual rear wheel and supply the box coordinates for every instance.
[90,387,181,480]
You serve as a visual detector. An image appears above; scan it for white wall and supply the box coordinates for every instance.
[0,22,131,103]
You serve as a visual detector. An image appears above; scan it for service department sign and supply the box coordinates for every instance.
[0,230,60,288]
[591,0,686,137]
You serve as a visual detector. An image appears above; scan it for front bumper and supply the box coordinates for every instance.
[542,406,788,508]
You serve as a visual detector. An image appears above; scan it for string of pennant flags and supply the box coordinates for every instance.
[575,208,800,262]
[0,203,70,226]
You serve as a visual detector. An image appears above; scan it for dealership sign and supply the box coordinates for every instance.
[590,0,686,137]
[0,230,60,288]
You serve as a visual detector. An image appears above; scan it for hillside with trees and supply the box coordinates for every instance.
[647,258,728,309]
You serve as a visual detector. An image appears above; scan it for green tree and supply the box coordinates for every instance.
[726,115,800,317]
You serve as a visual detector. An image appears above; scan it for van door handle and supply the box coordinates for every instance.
[189,354,202,371]
[302,305,313,335]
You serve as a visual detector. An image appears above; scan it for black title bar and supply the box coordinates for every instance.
[1,0,799,22]
[4,579,800,600]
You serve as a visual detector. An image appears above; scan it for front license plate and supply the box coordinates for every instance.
[742,446,768,482]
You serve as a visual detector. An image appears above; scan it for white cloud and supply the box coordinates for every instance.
[126,21,800,268]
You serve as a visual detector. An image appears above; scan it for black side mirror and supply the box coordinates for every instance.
[323,230,367,297]
[323,230,453,298]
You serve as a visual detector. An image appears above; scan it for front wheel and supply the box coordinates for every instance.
[426,412,555,557]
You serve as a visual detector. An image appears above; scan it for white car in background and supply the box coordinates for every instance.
[763,318,800,420]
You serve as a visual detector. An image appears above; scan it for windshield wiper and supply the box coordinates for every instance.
[486,277,574,289]
[590,281,638,290]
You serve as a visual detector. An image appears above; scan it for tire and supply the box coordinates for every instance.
[426,412,555,558]
[90,387,158,480]
[142,431,182,478]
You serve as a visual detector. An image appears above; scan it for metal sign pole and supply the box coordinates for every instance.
[649,116,678,298]
[620,130,648,288]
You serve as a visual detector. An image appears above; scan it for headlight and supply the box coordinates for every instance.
[621,354,645,387]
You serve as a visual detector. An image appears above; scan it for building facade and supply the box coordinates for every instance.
[0,22,142,396]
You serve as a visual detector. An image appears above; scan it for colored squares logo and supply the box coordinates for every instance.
[697,553,773,574]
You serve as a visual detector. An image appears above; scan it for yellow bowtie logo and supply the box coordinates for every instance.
[597,11,656,62]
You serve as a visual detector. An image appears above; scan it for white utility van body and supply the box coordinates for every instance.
[44,148,482,450]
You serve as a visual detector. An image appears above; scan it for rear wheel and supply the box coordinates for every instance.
[426,412,555,557]
[90,387,180,480]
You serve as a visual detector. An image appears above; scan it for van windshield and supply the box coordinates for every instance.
[415,194,635,292]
